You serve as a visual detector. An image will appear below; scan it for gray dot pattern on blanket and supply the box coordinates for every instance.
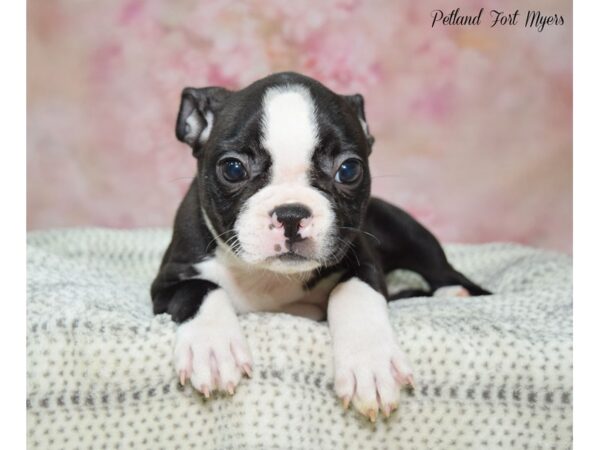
[26,229,572,450]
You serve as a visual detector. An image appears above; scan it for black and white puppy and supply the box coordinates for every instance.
[151,72,490,421]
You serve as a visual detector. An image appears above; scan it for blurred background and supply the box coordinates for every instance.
[27,0,572,253]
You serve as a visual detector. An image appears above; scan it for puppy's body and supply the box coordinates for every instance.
[151,72,489,420]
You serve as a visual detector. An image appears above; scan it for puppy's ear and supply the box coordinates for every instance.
[343,94,375,152]
[175,87,231,157]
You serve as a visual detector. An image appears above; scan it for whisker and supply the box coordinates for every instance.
[223,234,238,246]
[331,236,361,267]
[168,176,196,183]
[338,226,381,246]
[205,229,237,252]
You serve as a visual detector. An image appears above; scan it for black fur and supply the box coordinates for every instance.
[151,72,490,323]
[337,197,491,298]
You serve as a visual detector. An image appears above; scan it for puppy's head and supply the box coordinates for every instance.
[176,72,374,274]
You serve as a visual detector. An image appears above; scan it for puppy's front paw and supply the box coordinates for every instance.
[174,318,253,397]
[333,334,414,422]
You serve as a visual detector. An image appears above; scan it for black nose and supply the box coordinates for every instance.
[271,203,312,240]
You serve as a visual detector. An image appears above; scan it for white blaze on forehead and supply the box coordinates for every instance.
[233,85,334,270]
[261,85,319,184]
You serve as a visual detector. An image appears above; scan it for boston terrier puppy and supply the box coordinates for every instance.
[151,72,490,421]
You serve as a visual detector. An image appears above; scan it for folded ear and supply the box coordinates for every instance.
[175,86,231,157]
[343,94,375,152]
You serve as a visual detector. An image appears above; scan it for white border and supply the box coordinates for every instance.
[573,0,599,448]
[0,0,26,448]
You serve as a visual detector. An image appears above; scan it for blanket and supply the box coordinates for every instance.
[26,228,573,449]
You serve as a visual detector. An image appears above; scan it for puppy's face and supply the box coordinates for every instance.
[176,73,374,274]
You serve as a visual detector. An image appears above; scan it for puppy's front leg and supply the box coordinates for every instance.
[328,278,414,421]
[174,288,253,396]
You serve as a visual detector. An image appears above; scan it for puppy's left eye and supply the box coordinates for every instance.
[221,158,248,182]
[335,159,363,184]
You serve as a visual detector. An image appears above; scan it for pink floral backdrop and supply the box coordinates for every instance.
[27,0,572,253]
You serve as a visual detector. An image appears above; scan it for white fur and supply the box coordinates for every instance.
[235,184,334,270]
[233,85,335,271]
[184,110,202,144]
[198,209,341,317]
[199,111,214,143]
[328,278,413,419]
[173,288,252,394]
[261,86,319,185]
[184,110,213,144]
[194,247,341,317]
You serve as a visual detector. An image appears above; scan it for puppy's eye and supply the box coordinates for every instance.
[334,159,363,184]
[220,158,248,182]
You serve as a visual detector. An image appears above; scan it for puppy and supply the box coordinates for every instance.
[151,72,490,421]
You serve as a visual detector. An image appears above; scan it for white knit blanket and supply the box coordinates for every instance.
[26,229,573,450]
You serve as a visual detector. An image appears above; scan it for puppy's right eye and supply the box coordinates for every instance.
[220,158,248,182]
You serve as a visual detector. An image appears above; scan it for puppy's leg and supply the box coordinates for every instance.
[364,197,491,298]
[173,288,253,396]
[328,277,413,421]
[152,275,219,323]
[151,180,253,396]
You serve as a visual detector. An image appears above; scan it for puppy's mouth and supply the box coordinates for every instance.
[268,236,319,264]
[272,251,311,262]
[259,249,319,274]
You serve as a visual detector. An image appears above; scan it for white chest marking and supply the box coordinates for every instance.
[194,249,341,315]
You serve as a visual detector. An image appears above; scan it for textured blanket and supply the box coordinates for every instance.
[27,229,573,450]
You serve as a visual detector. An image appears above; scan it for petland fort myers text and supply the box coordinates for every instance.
[431,8,565,32]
